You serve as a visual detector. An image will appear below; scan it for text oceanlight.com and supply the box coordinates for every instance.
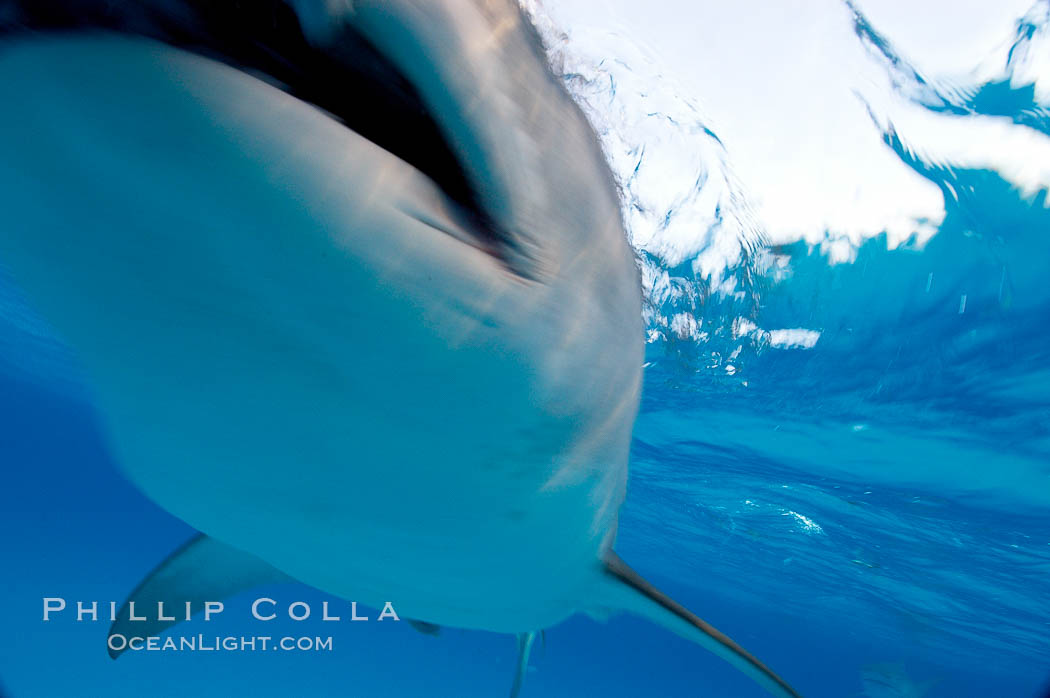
[108,634,334,653]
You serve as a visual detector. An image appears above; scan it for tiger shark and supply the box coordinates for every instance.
[0,1,800,696]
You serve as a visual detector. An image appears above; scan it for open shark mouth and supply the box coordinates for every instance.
[0,0,503,257]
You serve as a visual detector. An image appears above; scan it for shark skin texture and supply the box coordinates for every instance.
[0,1,801,696]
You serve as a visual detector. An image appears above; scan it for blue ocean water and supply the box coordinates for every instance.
[2,3,1050,698]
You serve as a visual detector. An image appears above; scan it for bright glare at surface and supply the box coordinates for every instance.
[530,0,1050,267]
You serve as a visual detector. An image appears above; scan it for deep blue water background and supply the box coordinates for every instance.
[3,6,1050,698]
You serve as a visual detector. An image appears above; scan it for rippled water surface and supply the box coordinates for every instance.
[534,0,1050,692]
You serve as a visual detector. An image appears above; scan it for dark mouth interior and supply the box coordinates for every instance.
[0,0,482,219]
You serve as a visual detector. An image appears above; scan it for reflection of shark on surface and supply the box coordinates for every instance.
[0,1,800,696]
[860,663,936,698]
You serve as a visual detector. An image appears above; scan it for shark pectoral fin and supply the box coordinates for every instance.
[600,552,803,698]
[407,619,441,636]
[108,533,291,659]
[508,631,538,698]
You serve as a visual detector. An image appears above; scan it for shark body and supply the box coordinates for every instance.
[0,1,800,696]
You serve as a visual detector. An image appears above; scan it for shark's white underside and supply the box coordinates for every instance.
[0,32,639,629]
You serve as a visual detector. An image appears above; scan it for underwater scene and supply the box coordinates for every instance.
[1,0,1049,696]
